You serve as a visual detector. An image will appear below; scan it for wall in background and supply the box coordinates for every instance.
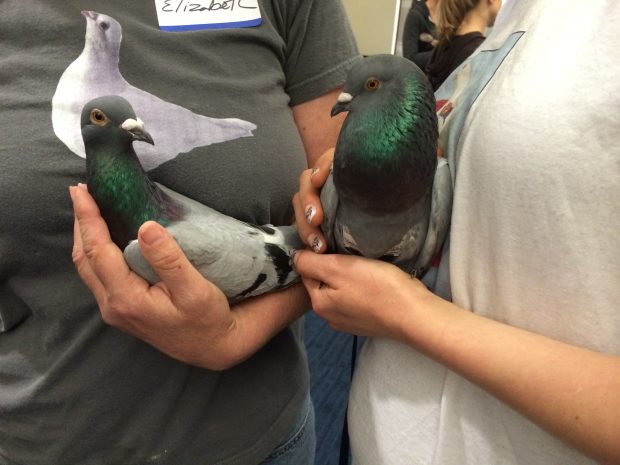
[394,0,412,56]
[341,0,401,55]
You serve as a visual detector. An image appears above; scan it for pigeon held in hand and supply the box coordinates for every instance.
[81,95,301,303]
[321,54,452,277]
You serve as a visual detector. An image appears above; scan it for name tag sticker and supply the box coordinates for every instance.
[154,0,262,31]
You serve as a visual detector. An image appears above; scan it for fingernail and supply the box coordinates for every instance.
[310,167,319,177]
[77,182,88,190]
[305,205,316,224]
[140,222,164,245]
[308,234,323,253]
[290,250,299,268]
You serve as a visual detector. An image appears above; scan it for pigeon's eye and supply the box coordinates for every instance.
[365,78,381,91]
[90,109,109,126]
[99,21,110,31]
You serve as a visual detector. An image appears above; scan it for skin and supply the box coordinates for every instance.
[71,87,346,371]
[292,149,620,465]
[456,0,502,35]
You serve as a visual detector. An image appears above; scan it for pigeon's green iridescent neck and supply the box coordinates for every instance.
[333,71,437,214]
[360,78,432,166]
[87,145,176,246]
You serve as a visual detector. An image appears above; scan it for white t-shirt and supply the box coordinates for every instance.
[348,1,620,464]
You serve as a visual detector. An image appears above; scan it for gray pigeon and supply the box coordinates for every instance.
[321,54,452,277]
[53,10,255,171]
[81,95,301,303]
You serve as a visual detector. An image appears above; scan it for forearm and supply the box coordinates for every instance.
[216,283,310,370]
[400,291,620,464]
[210,92,340,368]
[292,88,345,167]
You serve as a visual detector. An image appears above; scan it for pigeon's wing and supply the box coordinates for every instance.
[171,217,302,302]
[412,157,453,276]
[319,167,339,252]
[124,184,300,301]
[124,91,256,170]
[123,241,159,284]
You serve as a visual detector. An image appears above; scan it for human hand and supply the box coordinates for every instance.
[292,148,334,253]
[71,183,300,370]
[292,249,434,340]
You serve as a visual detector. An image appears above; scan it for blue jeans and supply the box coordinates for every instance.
[259,395,316,465]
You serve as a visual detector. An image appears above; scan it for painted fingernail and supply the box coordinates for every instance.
[305,205,316,224]
[290,250,299,268]
[308,234,323,253]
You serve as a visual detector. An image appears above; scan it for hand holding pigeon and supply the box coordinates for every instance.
[80,95,301,303]
[71,184,310,369]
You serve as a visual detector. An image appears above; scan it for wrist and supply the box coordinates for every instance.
[205,284,310,370]
[393,278,452,350]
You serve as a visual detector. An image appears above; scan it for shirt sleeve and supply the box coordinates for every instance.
[275,0,360,106]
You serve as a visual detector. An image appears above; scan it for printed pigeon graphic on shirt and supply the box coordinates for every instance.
[52,10,256,171]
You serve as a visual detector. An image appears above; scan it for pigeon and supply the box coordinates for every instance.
[81,95,302,303]
[320,54,452,277]
[53,10,255,171]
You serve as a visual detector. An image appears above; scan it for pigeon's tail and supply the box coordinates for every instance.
[114,91,258,170]
[248,224,302,298]
[265,243,298,286]
[193,115,256,146]
[229,237,301,304]
[264,223,303,286]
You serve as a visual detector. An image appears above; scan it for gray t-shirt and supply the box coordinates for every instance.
[0,1,359,464]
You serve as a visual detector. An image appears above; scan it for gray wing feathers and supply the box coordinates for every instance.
[123,184,300,301]
[412,157,453,275]
[320,167,339,252]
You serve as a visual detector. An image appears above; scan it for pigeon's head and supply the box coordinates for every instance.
[82,11,122,54]
[81,95,154,148]
[331,54,431,117]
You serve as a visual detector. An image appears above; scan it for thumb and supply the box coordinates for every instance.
[137,221,208,294]
[293,249,341,286]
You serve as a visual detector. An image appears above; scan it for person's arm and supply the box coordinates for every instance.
[71,89,345,371]
[292,87,346,167]
[291,251,620,465]
[402,8,422,62]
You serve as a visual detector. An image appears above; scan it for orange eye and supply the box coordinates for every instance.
[365,78,380,91]
[90,109,108,126]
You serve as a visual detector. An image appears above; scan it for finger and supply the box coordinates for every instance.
[292,249,344,287]
[70,184,141,293]
[72,215,108,307]
[300,274,327,293]
[137,221,219,307]
[309,148,334,189]
[298,168,324,227]
[292,193,326,252]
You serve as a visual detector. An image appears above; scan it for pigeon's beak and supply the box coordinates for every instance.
[121,118,155,145]
[81,10,97,20]
[331,92,353,117]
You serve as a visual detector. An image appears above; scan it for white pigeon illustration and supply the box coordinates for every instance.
[52,10,256,170]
